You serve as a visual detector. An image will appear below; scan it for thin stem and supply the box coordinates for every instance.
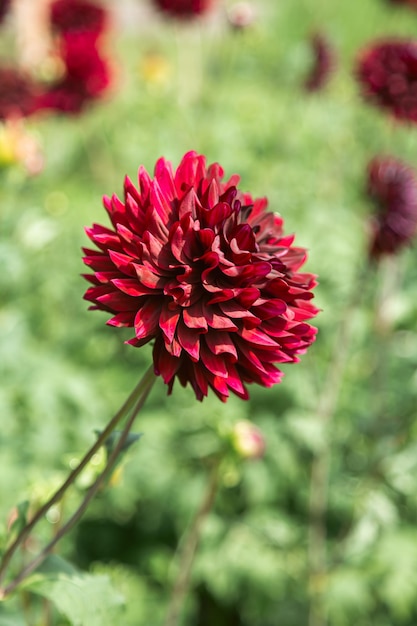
[0,367,155,599]
[308,269,367,626]
[164,461,221,626]
[0,366,154,586]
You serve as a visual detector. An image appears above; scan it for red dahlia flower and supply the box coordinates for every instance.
[367,156,417,258]
[83,152,318,402]
[50,0,108,38]
[0,68,37,120]
[36,33,111,113]
[356,40,417,123]
[304,33,336,92]
[152,0,213,19]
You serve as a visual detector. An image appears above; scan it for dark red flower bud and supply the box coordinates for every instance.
[367,156,417,258]
[304,33,336,92]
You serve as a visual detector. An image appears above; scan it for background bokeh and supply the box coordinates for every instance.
[1,0,417,624]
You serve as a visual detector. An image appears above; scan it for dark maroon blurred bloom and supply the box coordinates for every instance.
[0,68,37,120]
[50,0,108,38]
[0,0,11,25]
[387,0,417,7]
[356,40,417,123]
[367,156,417,258]
[152,0,213,19]
[83,151,318,402]
[36,33,111,113]
[304,33,336,92]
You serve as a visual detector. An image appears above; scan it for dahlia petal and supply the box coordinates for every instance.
[178,187,199,220]
[96,290,137,312]
[153,338,181,382]
[159,302,180,343]
[154,157,176,201]
[252,298,287,319]
[211,375,230,399]
[134,264,165,290]
[224,363,248,399]
[134,299,162,340]
[197,228,215,250]
[200,344,228,377]
[175,151,206,193]
[150,179,174,223]
[107,312,135,327]
[86,224,121,249]
[108,250,136,276]
[206,179,220,209]
[204,305,239,330]
[124,175,143,204]
[94,271,120,284]
[177,321,200,361]
[222,261,271,281]
[165,335,182,358]
[112,278,154,297]
[202,201,233,229]
[182,300,208,331]
[138,166,152,198]
[239,327,279,348]
[204,331,237,360]
[218,300,258,320]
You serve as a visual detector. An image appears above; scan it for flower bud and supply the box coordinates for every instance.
[232,420,266,460]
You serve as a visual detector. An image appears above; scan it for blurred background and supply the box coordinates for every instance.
[1,0,417,624]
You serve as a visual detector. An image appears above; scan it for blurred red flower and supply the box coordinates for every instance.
[35,33,111,113]
[0,68,38,120]
[152,0,213,19]
[50,0,108,38]
[356,40,417,123]
[367,156,417,258]
[83,151,318,402]
[0,0,10,25]
[304,33,336,92]
[387,0,417,7]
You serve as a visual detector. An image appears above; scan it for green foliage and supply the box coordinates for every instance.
[23,556,124,626]
[1,0,417,624]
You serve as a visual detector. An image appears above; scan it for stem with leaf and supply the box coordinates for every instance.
[0,366,155,596]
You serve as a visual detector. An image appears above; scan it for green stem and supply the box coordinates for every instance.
[0,366,154,589]
[164,460,221,626]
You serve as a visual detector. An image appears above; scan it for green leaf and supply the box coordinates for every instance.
[23,555,124,626]
[8,500,30,538]
[95,430,143,458]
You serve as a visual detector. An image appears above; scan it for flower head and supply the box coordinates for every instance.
[0,68,37,120]
[152,0,213,19]
[367,156,417,258]
[304,33,336,92]
[83,151,318,402]
[35,32,111,113]
[356,39,417,123]
[50,0,108,38]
